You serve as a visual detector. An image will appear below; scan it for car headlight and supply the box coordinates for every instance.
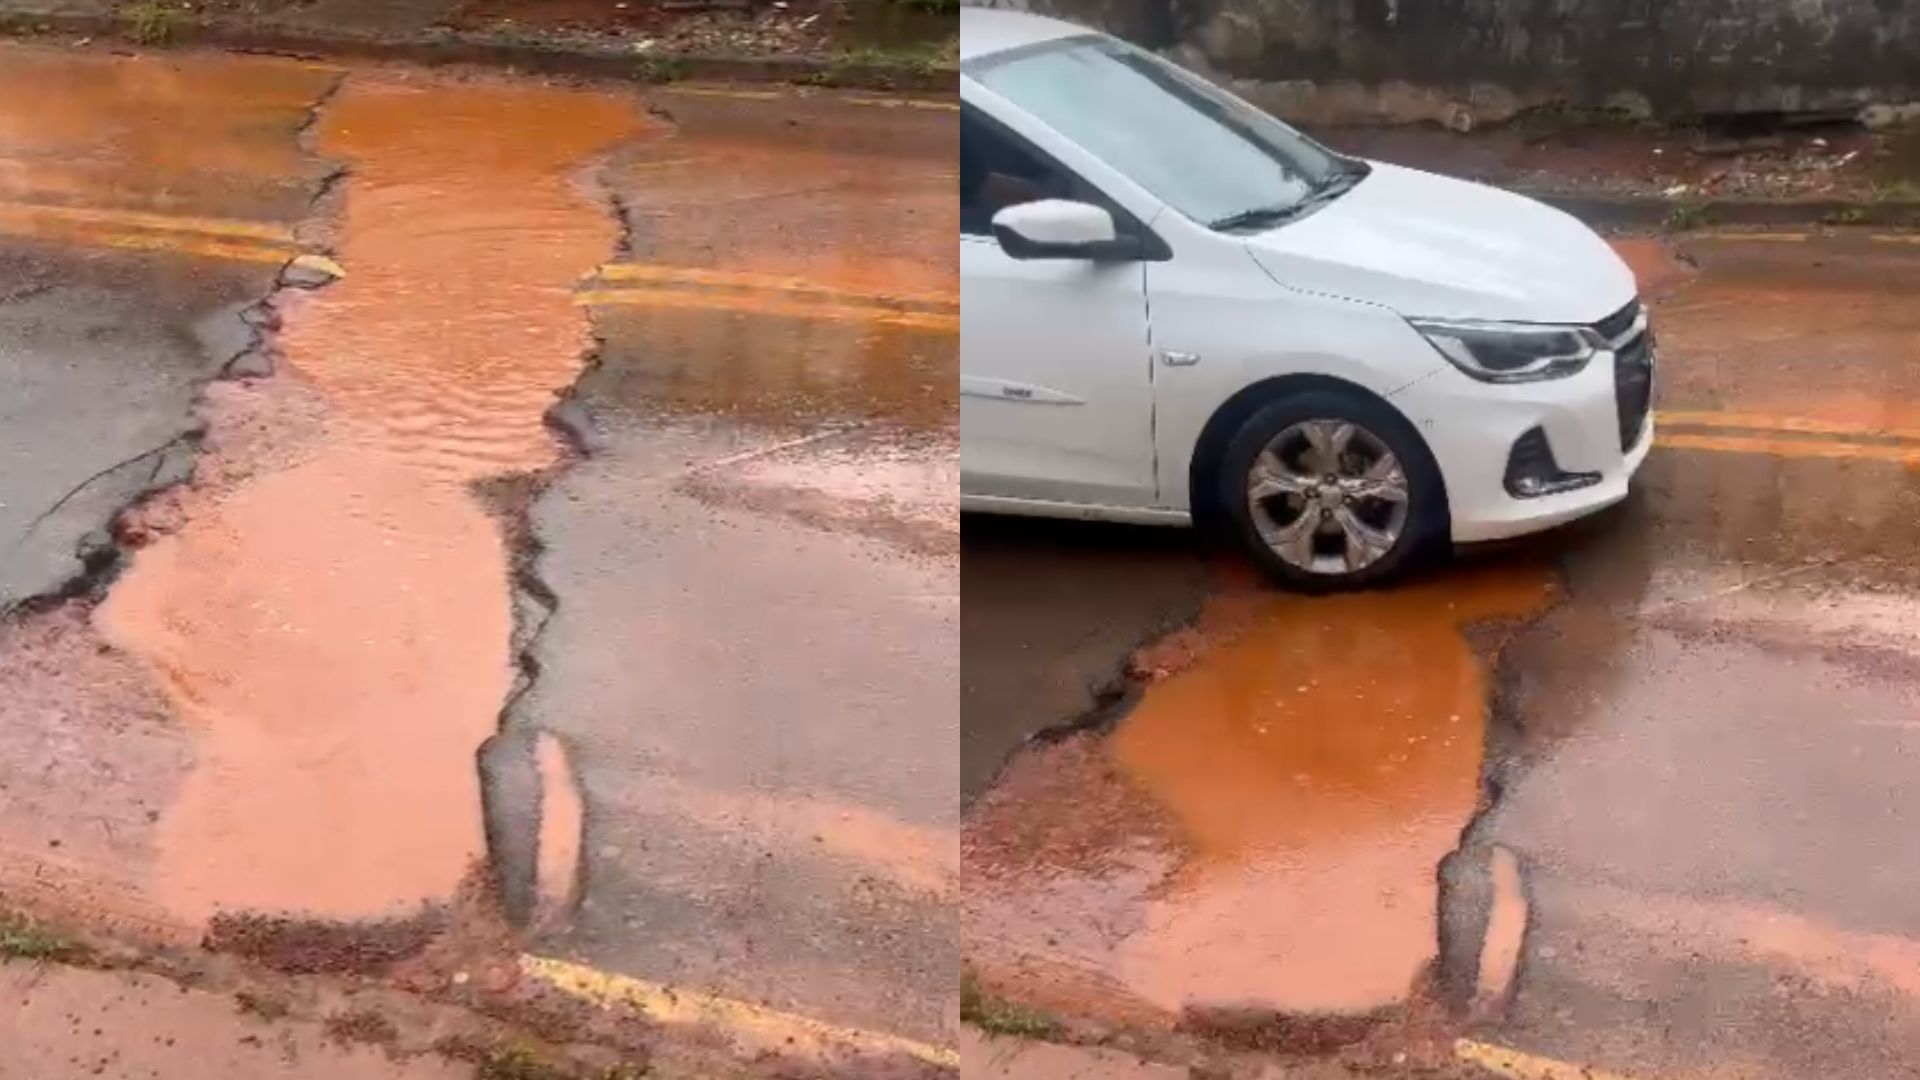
[1407,317,1603,384]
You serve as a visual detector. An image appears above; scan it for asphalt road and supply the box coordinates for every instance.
[960,230,1920,1077]
[0,42,958,1071]
[0,245,250,612]
[515,86,959,1043]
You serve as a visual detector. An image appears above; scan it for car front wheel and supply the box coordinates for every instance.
[1218,389,1445,591]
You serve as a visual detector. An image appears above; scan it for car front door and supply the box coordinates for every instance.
[959,104,1157,508]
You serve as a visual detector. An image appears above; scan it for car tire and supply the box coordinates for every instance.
[1217,388,1446,592]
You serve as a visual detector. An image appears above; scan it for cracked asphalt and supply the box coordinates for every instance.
[13,30,1920,1080]
[0,40,955,1075]
[961,230,1920,1079]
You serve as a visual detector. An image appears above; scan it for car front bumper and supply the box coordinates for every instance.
[1391,341,1653,544]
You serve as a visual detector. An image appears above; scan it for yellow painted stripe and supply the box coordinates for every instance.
[842,94,960,111]
[1871,233,1920,245]
[660,86,957,111]
[577,286,959,331]
[662,85,784,101]
[1686,231,1808,243]
[0,201,345,276]
[1456,1039,1647,1080]
[34,228,300,266]
[1658,409,1920,444]
[0,200,294,243]
[591,263,956,309]
[521,955,959,1070]
[1660,431,1920,464]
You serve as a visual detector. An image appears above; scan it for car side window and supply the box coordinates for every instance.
[960,107,1074,236]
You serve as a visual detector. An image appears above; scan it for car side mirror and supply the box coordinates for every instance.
[991,200,1142,262]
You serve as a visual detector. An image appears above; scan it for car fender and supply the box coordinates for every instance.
[1149,250,1448,511]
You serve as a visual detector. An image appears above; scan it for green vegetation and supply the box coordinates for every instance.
[122,0,183,45]
[633,55,686,85]
[800,44,951,88]
[840,44,943,75]
[961,976,1061,1039]
[1666,200,1712,231]
[897,0,959,13]
[477,1044,647,1080]
[478,1047,569,1080]
[1871,178,1920,202]
[0,911,84,963]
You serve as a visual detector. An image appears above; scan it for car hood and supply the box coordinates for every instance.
[1244,162,1636,325]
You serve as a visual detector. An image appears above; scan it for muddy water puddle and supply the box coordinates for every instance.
[0,44,337,221]
[91,74,644,927]
[1644,234,1920,427]
[964,563,1553,1023]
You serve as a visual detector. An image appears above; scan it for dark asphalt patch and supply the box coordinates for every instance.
[0,244,276,613]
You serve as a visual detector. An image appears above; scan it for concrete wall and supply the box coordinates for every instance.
[970,0,1920,125]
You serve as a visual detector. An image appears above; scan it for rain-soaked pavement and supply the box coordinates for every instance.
[0,38,954,1071]
[962,230,1920,1076]
[0,958,467,1080]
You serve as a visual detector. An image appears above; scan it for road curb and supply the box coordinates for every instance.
[1524,188,1920,230]
[0,8,956,95]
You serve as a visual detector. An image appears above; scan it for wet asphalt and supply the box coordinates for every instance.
[518,86,958,1041]
[8,34,1920,1080]
[960,230,1920,1076]
[0,41,957,1063]
[0,245,249,611]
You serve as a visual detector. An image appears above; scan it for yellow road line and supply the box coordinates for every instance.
[1660,431,1920,464]
[1657,408,1920,443]
[1686,231,1809,243]
[0,200,345,277]
[0,200,295,243]
[591,262,956,309]
[661,85,957,111]
[842,94,960,111]
[1871,233,1920,245]
[576,286,959,331]
[662,86,784,101]
[521,955,959,1070]
[34,228,300,266]
[1456,1039,1647,1080]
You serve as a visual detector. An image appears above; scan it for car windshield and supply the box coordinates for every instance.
[969,35,1351,230]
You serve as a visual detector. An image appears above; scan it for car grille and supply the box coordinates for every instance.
[1589,298,1652,453]
[1594,298,1642,344]
[1614,331,1654,452]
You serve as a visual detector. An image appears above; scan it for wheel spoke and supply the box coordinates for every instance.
[1262,510,1321,569]
[1342,455,1408,504]
[1299,421,1355,474]
[1247,450,1313,502]
[1334,506,1396,570]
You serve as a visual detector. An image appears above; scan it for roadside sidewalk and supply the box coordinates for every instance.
[1,958,469,1080]
[1315,118,1920,229]
[0,0,956,91]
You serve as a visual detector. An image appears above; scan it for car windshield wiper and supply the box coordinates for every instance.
[1208,164,1370,233]
[1208,203,1304,232]
[1299,162,1370,207]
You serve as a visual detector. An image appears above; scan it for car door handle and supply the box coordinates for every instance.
[1162,350,1200,367]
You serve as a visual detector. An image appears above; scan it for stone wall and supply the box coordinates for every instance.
[970,0,1920,125]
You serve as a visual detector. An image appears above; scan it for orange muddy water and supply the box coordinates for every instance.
[96,74,642,925]
[0,44,337,220]
[964,563,1553,1021]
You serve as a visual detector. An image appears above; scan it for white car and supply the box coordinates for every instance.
[959,8,1654,590]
